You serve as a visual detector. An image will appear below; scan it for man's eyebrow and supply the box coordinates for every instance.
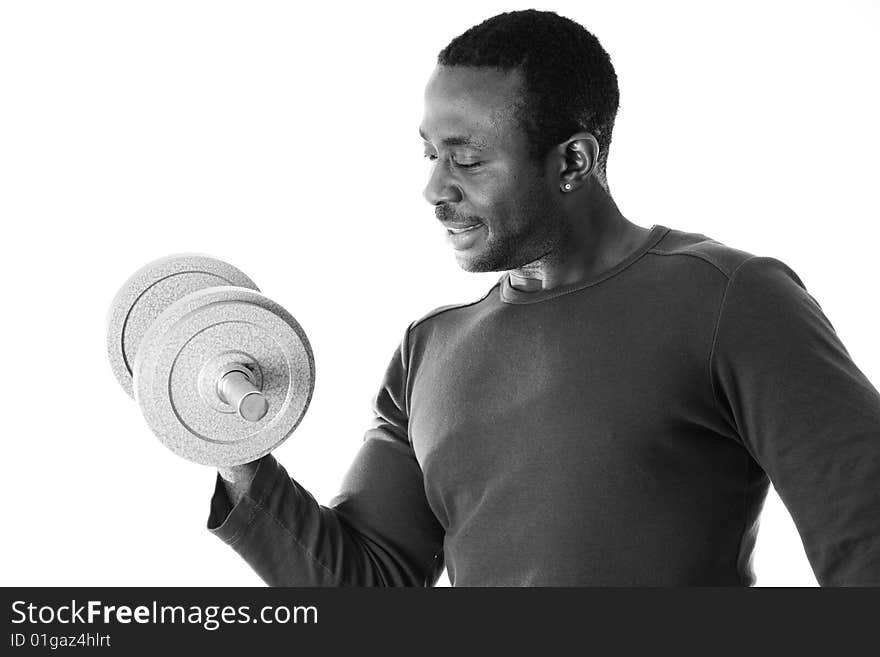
[419,127,488,148]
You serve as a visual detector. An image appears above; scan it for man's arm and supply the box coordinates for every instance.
[710,256,880,585]
[207,324,445,586]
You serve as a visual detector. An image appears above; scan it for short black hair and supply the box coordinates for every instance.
[438,9,619,191]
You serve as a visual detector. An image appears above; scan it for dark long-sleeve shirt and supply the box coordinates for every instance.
[207,224,880,585]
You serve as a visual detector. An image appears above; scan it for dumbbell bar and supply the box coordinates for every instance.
[106,254,315,466]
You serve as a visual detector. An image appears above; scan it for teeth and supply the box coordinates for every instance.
[449,225,479,234]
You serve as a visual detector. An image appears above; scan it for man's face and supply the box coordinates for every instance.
[420,65,568,272]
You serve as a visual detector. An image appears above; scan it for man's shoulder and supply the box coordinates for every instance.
[648,225,757,280]
[408,276,503,334]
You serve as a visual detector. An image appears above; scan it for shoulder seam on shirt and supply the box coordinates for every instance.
[707,255,760,426]
[410,279,501,331]
[647,247,731,278]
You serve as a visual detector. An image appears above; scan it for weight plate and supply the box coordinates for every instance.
[133,286,315,466]
[106,254,259,397]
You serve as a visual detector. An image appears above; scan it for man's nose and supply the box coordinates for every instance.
[422,163,462,205]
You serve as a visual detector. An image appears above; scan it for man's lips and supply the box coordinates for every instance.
[443,221,485,250]
[435,205,483,232]
[441,221,483,233]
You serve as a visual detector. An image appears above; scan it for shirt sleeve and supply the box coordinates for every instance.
[206,324,446,586]
[710,255,880,585]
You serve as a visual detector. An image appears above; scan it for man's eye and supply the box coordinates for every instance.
[422,152,481,169]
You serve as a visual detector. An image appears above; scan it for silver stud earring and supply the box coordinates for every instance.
[563,183,572,191]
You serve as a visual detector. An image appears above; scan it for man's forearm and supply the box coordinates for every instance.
[218,461,260,505]
[207,449,443,586]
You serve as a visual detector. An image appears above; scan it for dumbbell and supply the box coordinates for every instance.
[106,254,315,467]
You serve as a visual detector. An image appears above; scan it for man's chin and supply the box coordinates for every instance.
[453,251,503,274]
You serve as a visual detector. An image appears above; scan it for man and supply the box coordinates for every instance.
[208,10,880,586]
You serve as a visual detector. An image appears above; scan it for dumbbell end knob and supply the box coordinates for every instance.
[238,391,269,422]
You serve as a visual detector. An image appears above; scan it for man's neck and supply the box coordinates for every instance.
[508,192,651,293]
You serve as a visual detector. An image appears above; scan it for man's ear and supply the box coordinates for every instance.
[556,132,599,193]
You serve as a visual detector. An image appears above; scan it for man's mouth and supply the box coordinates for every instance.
[436,206,486,249]
[444,222,486,250]
[446,224,481,235]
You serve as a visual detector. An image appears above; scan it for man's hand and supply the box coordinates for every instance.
[218,461,260,506]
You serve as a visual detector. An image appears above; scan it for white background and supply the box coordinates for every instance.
[1,0,877,587]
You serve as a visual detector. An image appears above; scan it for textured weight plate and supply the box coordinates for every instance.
[106,254,259,397]
[133,286,315,466]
